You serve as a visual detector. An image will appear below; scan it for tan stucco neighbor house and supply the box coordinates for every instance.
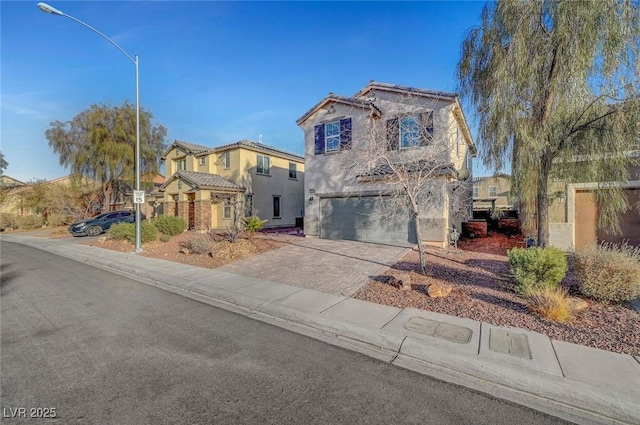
[160,140,305,231]
[297,81,476,248]
[548,158,640,250]
[472,173,514,213]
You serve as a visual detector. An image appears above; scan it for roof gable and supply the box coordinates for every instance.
[213,140,304,162]
[296,93,382,126]
[162,140,211,159]
[354,81,457,101]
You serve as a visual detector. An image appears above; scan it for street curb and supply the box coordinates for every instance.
[3,235,639,425]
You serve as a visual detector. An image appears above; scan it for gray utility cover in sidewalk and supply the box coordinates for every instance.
[405,317,473,344]
[489,328,531,359]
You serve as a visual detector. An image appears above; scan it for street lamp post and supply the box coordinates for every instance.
[38,2,143,252]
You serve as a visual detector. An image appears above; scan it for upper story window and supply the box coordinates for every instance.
[489,186,497,197]
[386,111,433,150]
[325,121,340,152]
[400,116,420,148]
[199,157,206,166]
[176,158,186,171]
[314,118,352,155]
[473,186,479,198]
[222,151,230,169]
[289,162,297,179]
[256,154,270,175]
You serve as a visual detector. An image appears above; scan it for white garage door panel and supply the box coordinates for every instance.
[320,197,417,245]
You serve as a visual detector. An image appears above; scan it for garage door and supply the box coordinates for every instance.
[320,196,417,245]
[575,188,640,249]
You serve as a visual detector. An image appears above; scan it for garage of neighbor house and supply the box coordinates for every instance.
[574,188,640,249]
[319,196,417,245]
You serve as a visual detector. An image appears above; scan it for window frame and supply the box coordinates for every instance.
[199,157,206,166]
[223,199,232,219]
[289,162,297,179]
[256,154,271,175]
[473,186,479,198]
[223,151,230,169]
[272,195,281,219]
[399,115,420,149]
[489,186,497,197]
[324,120,340,152]
[176,158,186,171]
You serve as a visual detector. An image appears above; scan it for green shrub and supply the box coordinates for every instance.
[160,233,171,243]
[153,215,186,236]
[108,222,157,243]
[183,233,213,254]
[243,215,267,239]
[508,247,567,294]
[574,242,640,302]
[108,222,134,240]
[525,287,573,323]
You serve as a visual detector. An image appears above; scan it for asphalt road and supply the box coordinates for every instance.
[0,241,570,425]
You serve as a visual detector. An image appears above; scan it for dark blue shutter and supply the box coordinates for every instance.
[419,111,434,146]
[314,124,325,155]
[386,118,399,150]
[340,118,352,150]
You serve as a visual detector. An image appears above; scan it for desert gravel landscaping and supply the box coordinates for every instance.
[81,229,639,356]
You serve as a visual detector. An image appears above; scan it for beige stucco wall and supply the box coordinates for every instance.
[473,176,513,210]
[162,144,304,229]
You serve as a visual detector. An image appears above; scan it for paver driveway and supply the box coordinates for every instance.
[219,236,410,296]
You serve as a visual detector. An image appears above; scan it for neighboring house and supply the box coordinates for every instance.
[296,81,476,248]
[548,156,640,250]
[472,174,514,214]
[0,174,98,217]
[108,173,165,218]
[0,175,27,190]
[160,139,305,231]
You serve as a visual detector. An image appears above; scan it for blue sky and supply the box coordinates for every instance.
[1,1,490,182]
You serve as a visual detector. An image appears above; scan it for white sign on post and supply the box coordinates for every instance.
[133,190,145,204]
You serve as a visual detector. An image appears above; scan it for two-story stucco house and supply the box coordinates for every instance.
[160,140,304,232]
[472,173,514,213]
[297,81,476,248]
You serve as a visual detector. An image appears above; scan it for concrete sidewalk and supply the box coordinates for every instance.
[3,233,639,425]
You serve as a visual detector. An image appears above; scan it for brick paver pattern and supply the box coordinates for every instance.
[219,236,410,296]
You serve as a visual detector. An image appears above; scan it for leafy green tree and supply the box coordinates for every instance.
[458,0,640,246]
[0,151,8,176]
[45,102,167,211]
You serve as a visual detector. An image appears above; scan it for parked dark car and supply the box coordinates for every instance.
[68,210,145,237]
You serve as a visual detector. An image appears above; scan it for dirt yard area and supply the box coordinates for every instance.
[354,233,640,356]
[86,230,296,269]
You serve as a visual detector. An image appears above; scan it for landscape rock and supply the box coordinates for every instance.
[427,283,453,298]
[568,297,589,311]
[97,236,108,243]
[179,247,191,255]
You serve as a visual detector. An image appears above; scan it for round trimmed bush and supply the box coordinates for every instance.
[575,243,640,302]
[508,247,568,295]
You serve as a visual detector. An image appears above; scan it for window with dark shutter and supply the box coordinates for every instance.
[314,125,325,155]
[340,118,352,150]
[386,118,399,150]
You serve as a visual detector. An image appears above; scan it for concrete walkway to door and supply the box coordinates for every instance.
[219,236,411,296]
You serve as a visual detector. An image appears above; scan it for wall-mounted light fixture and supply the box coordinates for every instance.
[308,196,314,203]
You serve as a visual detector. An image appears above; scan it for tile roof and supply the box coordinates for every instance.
[212,140,304,162]
[296,93,381,125]
[358,160,457,179]
[472,173,511,183]
[162,140,212,159]
[163,170,244,191]
[354,81,458,101]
